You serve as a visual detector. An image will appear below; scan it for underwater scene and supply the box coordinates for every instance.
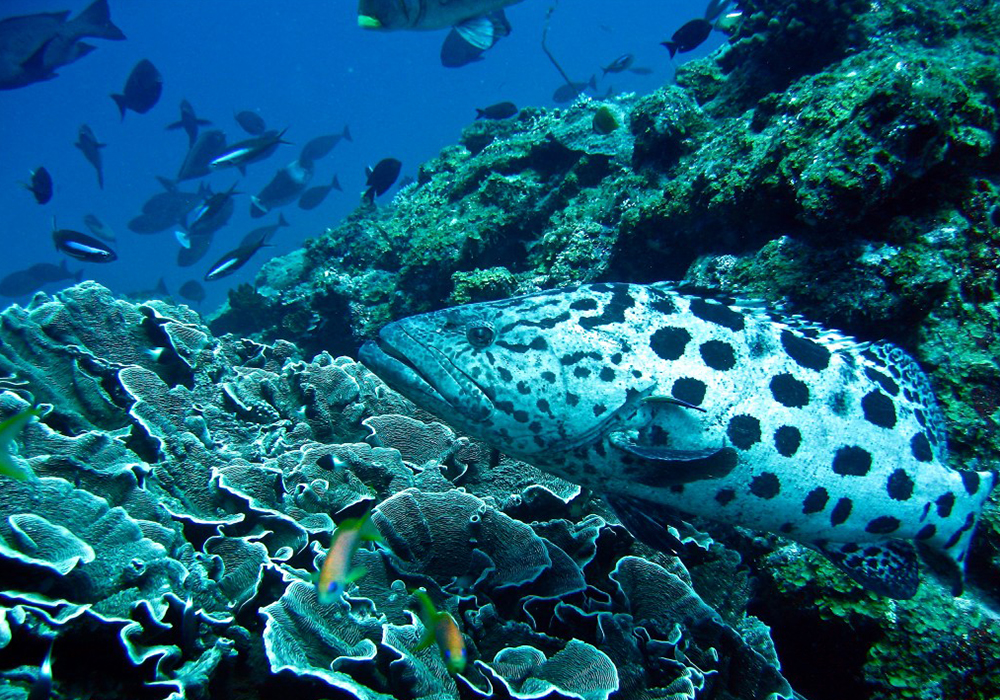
[1,0,999,698]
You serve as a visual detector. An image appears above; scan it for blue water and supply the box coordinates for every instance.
[1,0,724,310]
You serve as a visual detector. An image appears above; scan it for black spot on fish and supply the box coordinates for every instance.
[916,524,935,540]
[865,516,901,534]
[688,298,745,332]
[781,329,830,371]
[573,367,591,378]
[496,400,515,415]
[566,393,580,407]
[537,398,552,414]
[516,381,531,395]
[750,472,780,499]
[944,513,976,549]
[832,446,872,476]
[936,492,955,518]
[862,390,896,429]
[779,522,795,534]
[513,410,529,423]
[593,404,607,416]
[914,409,926,427]
[769,373,809,408]
[561,351,602,365]
[830,497,852,526]
[579,284,635,329]
[727,414,761,450]
[650,326,690,361]
[802,487,829,514]
[570,298,599,311]
[671,377,706,406]
[650,294,678,315]
[774,426,801,457]
[670,484,685,494]
[864,367,900,396]
[887,469,914,501]
[529,421,542,433]
[910,433,933,462]
[533,436,546,448]
[599,367,615,382]
[715,488,736,505]
[610,353,623,364]
[541,371,556,383]
[496,337,548,353]
[498,367,513,382]
[700,340,736,371]
[960,471,980,495]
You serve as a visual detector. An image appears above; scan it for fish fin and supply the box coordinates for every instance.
[20,38,57,79]
[342,124,352,142]
[197,118,212,126]
[238,165,246,177]
[278,213,289,227]
[661,41,678,58]
[818,540,919,599]
[111,93,128,120]
[605,495,712,554]
[608,434,738,485]
[331,174,342,192]
[642,395,707,412]
[74,0,127,40]
[344,565,367,584]
[166,120,183,130]
[454,15,498,51]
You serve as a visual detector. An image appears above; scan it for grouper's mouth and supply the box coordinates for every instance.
[359,325,495,423]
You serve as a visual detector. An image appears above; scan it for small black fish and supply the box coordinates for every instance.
[240,213,289,248]
[52,222,117,262]
[83,213,115,242]
[628,66,654,76]
[204,235,271,282]
[298,174,341,210]
[177,129,227,182]
[24,166,53,204]
[363,158,402,203]
[178,280,206,304]
[166,99,211,147]
[552,75,595,104]
[189,182,239,237]
[661,19,712,58]
[601,54,633,75]
[475,101,517,120]
[251,160,313,218]
[111,58,163,119]
[0,261,80,297]
[0,0,126,91]
[235,110,266,136]
[299,126,352,168]
[209,129,289,175]
[74,124,105,189]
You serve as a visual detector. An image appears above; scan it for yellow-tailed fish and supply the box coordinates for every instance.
[413,589,467,675]
[0,406,41,481]
[316,512,383,604]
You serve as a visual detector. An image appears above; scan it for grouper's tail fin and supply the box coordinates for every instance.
[922,468,997,596]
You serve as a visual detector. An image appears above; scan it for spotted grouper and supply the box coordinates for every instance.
[360,283,995,599]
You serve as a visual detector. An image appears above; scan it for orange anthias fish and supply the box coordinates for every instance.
[316,511,383,604]
[413,589,467,675]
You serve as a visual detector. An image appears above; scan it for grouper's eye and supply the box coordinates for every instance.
[466,323,495,348]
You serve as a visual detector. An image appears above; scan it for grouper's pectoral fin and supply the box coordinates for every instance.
[608,432,739,485]
[817,540,919,599]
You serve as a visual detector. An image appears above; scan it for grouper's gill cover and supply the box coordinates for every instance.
[359,282,996,599]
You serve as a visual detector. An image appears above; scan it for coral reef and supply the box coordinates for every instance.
[0,283,792,699]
